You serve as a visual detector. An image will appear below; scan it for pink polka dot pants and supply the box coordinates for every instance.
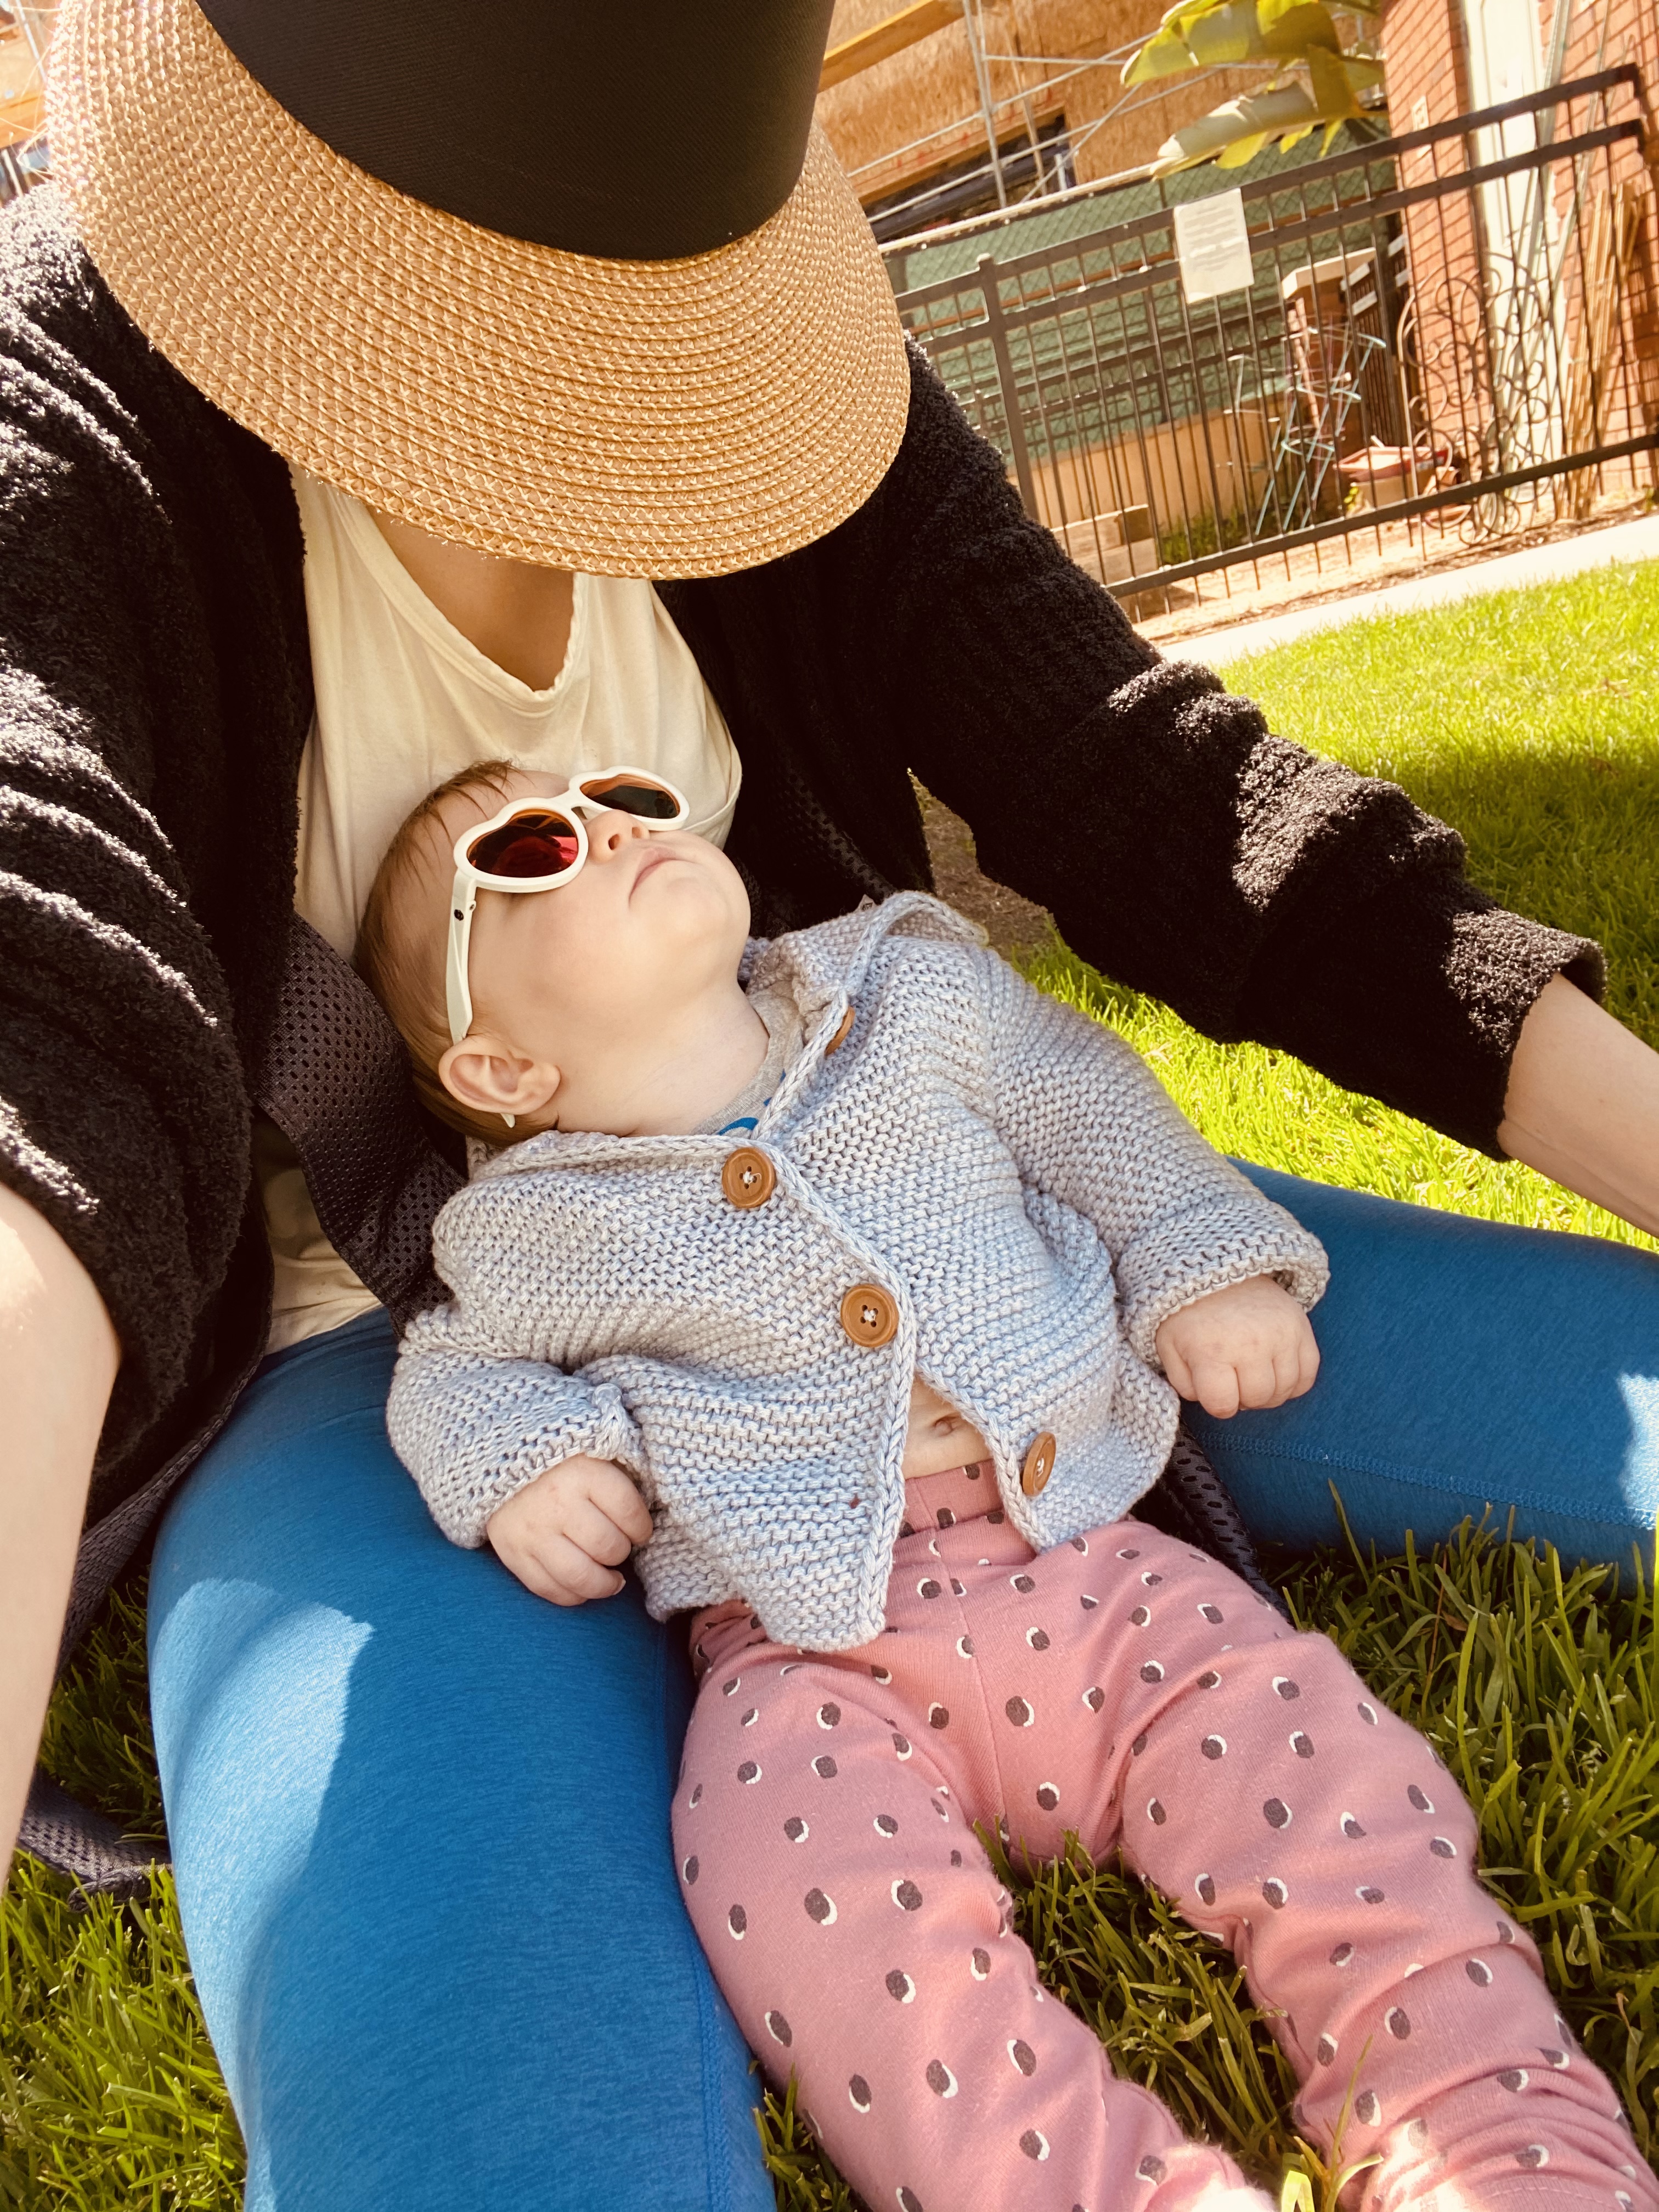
[674,1466,1652,2212]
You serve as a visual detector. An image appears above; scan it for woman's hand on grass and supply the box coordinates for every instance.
[487,1454,652,1604]
[1154,1274,1319,1419]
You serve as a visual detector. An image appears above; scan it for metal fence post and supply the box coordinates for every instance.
[977,254,1040,518]
[890,74,1658,601]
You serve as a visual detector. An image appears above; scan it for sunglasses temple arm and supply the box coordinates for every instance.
[445,875,478,1046]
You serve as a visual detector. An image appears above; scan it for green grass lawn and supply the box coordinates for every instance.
[7,560,1659,2209]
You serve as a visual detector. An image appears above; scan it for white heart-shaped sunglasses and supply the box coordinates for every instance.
[445,768,690,1048]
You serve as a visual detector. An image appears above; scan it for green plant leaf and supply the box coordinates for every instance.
[1217,129,1272,166]
[1188,3,1265,66]
[1257,1,1344,57]
[1122,25,1202,83]
[1153,81,1322,171]
[1307,41,1363,119]
[1125,0,1386,130]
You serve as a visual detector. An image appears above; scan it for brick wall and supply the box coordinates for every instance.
[1550,0,1659,469]
[1376,0,1486,474]
[1379,0,1472,134]
[1378,0,1658,496]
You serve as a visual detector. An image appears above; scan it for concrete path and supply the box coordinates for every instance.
[1170,511,1659,668]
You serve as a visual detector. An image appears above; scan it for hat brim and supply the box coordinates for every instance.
[48,0,911,577]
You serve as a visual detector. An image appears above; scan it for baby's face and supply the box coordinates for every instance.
[413,769,752,1069]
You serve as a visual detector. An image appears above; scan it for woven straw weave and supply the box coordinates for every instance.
[48,0,911,576]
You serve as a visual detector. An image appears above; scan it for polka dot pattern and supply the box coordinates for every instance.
[670,1485,1650,2212]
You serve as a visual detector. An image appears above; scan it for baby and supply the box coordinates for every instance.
[363,759,1647,2212]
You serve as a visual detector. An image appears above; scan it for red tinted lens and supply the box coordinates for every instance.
[574,773,682,821]
[468,811,581,879]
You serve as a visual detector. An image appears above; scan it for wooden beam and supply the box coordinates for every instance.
[819,0,964,93]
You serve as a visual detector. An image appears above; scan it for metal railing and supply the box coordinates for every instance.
[887,69,1659,606]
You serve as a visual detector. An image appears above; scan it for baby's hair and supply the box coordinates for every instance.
[356,757,524,1146]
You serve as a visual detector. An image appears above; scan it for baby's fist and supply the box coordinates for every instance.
[486,1453,653,1605]
[1154,1276,1319,1419]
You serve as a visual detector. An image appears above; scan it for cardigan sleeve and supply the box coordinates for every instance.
[387,1204,647,1548]
[976,950,1328,1363]
[0,192,305,1481]
[856,351,1601,1157]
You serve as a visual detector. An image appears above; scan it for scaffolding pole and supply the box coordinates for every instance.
[959,0,1008,207]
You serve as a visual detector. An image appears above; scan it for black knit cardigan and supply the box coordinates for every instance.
[0,189,1598,1613]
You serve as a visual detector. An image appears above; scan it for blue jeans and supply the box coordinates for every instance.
[148,1171,1659,2209]
[1197,1166,1659,1577]
[149,1312,769,2212]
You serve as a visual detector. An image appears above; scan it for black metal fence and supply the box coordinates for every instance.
[887,68,1659,607]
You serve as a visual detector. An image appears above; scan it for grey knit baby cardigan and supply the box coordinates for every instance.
[387,896,1328,1650]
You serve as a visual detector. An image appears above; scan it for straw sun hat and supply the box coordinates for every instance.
[47,0,911,578]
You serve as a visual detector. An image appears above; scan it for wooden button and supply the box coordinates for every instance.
[1020,1432,1057,1497]
[840,1283,898,1348]
[825,1004,855,1054]
[721,1148,775,1209]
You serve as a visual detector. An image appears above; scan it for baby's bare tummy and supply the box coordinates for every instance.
[901,1375,991,1481]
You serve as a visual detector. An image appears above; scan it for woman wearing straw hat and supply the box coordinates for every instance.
[2,0,1657,2202]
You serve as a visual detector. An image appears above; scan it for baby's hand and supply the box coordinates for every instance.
[1154,1275,1319,1419]
[486,1454,653,1604]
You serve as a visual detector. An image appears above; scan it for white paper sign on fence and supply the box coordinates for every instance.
[1173,188,1255,303]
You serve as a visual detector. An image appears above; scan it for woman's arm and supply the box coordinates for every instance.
[1500,977,1659,1237]
[688,348,1599,1161]
[0,190,289,1489]
[0,1184,119,1870]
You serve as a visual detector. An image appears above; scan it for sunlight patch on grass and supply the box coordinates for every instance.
[1,1856,239,2210]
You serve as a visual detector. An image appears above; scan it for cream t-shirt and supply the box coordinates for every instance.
[259,465,743,1352]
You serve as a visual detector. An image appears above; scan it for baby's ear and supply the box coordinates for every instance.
[438,1035,561,1127]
